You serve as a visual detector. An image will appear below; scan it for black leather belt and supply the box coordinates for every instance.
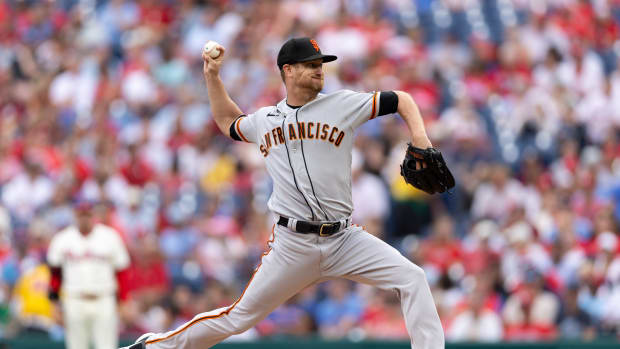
[277,216,344,236]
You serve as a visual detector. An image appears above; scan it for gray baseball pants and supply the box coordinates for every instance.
[143,223,445,349]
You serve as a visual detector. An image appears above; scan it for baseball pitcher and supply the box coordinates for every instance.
[123,37,454,349]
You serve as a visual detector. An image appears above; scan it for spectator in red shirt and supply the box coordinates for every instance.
[416,215,462,276]
[503,269,560,341]
[120,144,154,187]
[361,289,408,340]
[118,235,169,305]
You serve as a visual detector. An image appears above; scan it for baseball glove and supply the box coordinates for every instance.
[400,143,455,194]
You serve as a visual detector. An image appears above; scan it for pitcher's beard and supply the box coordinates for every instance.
[299,78,323,94]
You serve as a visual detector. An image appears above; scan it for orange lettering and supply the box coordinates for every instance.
[307,122,314,139]
[329,127,338,143]
[276,127,285,144]
[298,122,306,139]
[264,133,272,148]
[288,124,297,140]
[335,131,345,146]
[320,123,329,140]
[272,129,279,145]
[310,39,320,52]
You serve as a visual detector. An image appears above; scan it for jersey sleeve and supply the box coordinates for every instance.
[47,234,64,267]
[346,90,398,129]
[229,113,258,143]
[110,230,130,270]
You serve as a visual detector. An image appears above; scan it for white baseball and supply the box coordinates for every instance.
[203,40,221,59]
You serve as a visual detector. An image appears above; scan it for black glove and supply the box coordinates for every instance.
[400,143,455,194]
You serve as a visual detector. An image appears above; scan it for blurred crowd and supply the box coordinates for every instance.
[1,0,620,344]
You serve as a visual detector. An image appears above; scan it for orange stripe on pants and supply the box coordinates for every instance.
[145,225,275,345]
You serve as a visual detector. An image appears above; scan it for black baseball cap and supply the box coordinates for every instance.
[277,37,337,69]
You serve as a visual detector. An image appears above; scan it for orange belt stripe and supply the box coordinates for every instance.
[145,225,276,345]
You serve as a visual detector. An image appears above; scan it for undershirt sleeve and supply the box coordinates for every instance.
[48,267,62,300]
[229,114,248,142]
[378,91,398,116]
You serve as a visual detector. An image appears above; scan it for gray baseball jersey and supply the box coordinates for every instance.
[139,89,445,349]
[232,89,382,221]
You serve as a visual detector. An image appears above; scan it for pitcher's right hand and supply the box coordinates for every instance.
[203,44,225,78]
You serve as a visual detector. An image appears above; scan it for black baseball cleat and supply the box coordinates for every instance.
[119,333,154,349]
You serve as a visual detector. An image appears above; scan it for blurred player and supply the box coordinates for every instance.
[48,201,130,349]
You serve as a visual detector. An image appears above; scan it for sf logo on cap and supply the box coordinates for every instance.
[310,39,320,52]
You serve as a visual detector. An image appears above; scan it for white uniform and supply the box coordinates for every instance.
[143,90,445,348]
[48,223,130,349]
